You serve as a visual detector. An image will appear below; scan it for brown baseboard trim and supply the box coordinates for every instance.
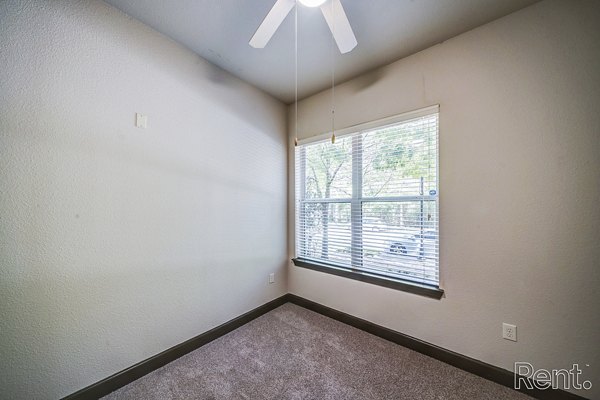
[62,294,290,400]
[286,294,588,400]
[63,293,589,400]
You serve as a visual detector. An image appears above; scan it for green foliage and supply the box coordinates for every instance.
[299,116,438,261]
[304,136,352,199]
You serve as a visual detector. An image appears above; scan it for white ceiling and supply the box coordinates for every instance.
[104,0,539,103]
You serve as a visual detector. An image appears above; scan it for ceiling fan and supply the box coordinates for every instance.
[250,0,357,54]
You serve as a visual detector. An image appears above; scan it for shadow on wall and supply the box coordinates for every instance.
[97,1,286,139]
[344,68,387,94]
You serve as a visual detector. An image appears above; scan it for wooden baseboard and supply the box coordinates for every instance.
[63,293,588,400]
[62,294,289,400]
[286,294,588,400]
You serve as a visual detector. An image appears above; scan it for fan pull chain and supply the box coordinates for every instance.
[330,0,336,144]
[294,1,299,147]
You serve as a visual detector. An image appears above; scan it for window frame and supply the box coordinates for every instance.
[293,105,443,299]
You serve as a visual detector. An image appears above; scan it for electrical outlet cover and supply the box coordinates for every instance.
[502,323,517,341]
[135,113,147,129]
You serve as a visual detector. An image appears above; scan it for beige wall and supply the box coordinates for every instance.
[288,0,600,398]
[0,1,287,398]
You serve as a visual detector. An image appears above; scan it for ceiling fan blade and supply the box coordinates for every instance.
[320,0,357,54]
[249,0,295,48]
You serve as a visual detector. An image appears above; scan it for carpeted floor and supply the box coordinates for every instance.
[103,303,531,399]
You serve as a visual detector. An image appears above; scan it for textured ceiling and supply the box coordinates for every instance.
[104,0,540,103]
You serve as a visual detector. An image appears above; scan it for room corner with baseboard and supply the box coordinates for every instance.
[1,0,598,399]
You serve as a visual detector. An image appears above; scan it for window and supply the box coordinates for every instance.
[294,106,441,296]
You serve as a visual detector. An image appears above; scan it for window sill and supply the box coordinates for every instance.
[291,258,444,300]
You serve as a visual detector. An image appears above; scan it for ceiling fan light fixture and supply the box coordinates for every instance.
[250,0,356,53]
[299,0,327,7]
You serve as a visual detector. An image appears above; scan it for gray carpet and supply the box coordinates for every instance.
[103,303,531,399]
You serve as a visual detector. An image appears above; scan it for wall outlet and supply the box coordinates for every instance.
[503,323,517,341]
[268,273,275,284]
[135,112,147,129]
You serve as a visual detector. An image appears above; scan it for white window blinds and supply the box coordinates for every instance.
[295,108,439,287]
